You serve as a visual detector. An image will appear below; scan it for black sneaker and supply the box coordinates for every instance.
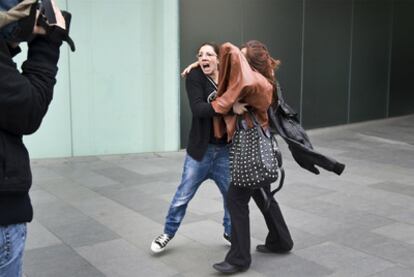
[213,261,249,274]
[256,244,274,253]
[151,234,172,253]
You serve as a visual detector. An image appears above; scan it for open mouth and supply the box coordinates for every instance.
[202,64,211,70]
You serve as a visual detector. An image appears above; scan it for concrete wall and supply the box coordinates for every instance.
[17,0,180,158]
[180,0,414,146]
[389,0,414,116]
[12,0,413,157]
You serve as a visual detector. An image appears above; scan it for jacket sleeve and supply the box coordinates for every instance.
[186,70,217,118]
[212,42,272,114]
[0,36,62,135]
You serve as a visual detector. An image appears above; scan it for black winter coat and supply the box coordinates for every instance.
[0,36,61,225]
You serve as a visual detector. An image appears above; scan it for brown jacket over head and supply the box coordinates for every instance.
[211,42,274,140]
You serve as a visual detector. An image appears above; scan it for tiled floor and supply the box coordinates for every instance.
[23,115,414,276]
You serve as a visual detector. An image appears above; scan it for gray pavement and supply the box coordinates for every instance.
[23,115,414,277]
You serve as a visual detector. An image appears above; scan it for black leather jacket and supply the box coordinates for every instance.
[268,82,345,176]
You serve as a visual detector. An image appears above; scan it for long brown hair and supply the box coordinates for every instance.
[243,40,280,103]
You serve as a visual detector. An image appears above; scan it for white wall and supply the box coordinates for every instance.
[19,0,179,158]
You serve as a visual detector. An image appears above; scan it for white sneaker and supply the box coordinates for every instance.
[151,234,172,253]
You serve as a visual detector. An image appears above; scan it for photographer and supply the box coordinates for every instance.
[0,0,70,275]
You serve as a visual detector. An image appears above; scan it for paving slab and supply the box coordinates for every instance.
[23,115,414,276]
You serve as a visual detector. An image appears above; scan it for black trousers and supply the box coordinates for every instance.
[225,184,293,268]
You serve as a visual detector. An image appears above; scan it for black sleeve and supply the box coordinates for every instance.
[186,70,217,118]
[0,35,62,135]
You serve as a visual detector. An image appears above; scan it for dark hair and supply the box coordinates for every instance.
[198,42,220,56]
[242,40,281,83]
[243,40,281,103]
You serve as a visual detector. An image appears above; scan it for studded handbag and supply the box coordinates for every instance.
[229,111,281,189]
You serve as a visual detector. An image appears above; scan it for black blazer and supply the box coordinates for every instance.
[185,67,219,161]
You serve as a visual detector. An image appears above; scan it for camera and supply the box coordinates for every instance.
[37,0,75,51]
[0,0,75,51]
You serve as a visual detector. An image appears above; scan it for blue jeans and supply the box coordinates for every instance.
[164,144,231,237]
[0,224,27,277]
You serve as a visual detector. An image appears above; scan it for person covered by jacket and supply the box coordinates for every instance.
[150,42,232,253]
[0,0,69,275]
[211,41,293,274]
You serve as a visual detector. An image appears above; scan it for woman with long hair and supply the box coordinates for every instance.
[211,40,293,274]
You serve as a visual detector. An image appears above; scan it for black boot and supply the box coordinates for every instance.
[213,261,248,274]
[256,244,291,254]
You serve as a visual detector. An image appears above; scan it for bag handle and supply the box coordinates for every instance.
[235,115,246,131]
[259,167,285,211]
[235,109,269,138]
[271,167,285,195]
[235,109,259,131]
[247,109,260,127]
[276,80,284,105]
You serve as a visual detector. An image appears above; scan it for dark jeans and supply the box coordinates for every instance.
[225,184,293,268]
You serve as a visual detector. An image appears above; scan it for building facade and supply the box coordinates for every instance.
[16,0,413,158]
